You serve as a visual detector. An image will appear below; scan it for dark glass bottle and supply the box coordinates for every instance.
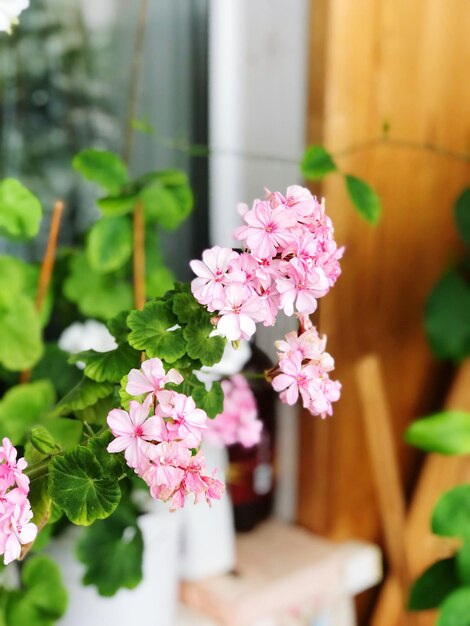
[226,343,276,532]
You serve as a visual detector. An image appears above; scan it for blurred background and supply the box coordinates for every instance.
[1,0,469,625]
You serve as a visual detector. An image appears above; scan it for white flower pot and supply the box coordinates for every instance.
[179,443,235,581]
[46,504,181,626]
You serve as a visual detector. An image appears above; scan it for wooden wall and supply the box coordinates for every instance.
[298,0,470,552]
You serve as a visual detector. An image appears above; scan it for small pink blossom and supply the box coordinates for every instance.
[126,358,183,400]
[276,263,329,316]
[162,392,208,447]
[190,246,241,310]
[217,284,263,341]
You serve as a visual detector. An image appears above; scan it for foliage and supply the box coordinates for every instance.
[300,144,381,224]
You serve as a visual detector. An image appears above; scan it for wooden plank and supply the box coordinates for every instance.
[299,0,470,548]
[372,361,470,626]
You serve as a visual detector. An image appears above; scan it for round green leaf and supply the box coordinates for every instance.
[87,216,133,274]
[140,181,193,230]
[405,411,470,455]
[0,179,42,241]
[0,295,43,371]
[455,187,470,249]
[438,588,470,626]
[69,344,141,384]
[107,311,131,344]
[0,380,55,444]
[344,174,381,224]
[408,558,459,610]
[127,300,186,362]
[300,145,337,180]
[72,149,128,194]
[183,322,226,367]
[76,500,143,596]
[97,192,137,216]
[48,447,121,525]
[432,485,470,538]
[64,253,133,320]
[425,270,470,361]
[192,380,224,419]
[6,555,68,626]
[457,543,470,585]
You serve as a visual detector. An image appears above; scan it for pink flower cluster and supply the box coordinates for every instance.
[190,186,343,341]
[107,358,224,510]
[205,374,262,448]
[271,314,341,417]
[0,438,37,564]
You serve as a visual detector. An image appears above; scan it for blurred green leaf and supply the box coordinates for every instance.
[425,270,470,361]
[97,192,137,216]
[300,145,337,180]
[408,558,459,610]
[140,180,193,230]
[438,588,470,626]
[30,426,56,455]
[64,253,133,320]
[131,117,155,135]
[0,381,55,444]
[74,394,116,425]
[432,485,470,538]
[127,300,186,362]
[405,411,470,455]
[455,187,470,249]
[0,179,42,241]
[344,175,381,224]
[87,216,133,273]
[76,499,143,596]
[146,266,175,298]
[72,149,128,194]
[32,343,82,397]
[69,344,140,384]
[48,446,121,526]
[107,311,131,344]
[457,543,470,585]
[6,555,68,626]
[51,377,114,417]
[0,295,43,371]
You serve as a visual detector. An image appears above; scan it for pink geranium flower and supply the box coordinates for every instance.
[126,358,183,399]
[1,499,37,565]
[217,284,263,341]
[190,246,241,310]
[234,200,297,259]
[107,396,162,468]
[276,263,329,316]
[271,352,317,407]
[162,392,208,447]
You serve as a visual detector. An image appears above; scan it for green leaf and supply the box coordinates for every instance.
[30,426,56,455]
[64,253,133,320]
[48,446,121,525]
[51,377,114,417]
[6,555,68,626]
[107,311,131,344]
[131,117,155,135]
[432,485,470,539]
[408,558,459,610]
[28,476,52,528]
[183,320,225,366]
[32,342,82,397]
[69,344,140,384]
[455,187,470,249]
[405,411,470,455]
[140,179,193,230]
[172,291,208,325]
[146,266,174,298]
[74,394,116,425]
[87,431,127,481]
[438,588,470,626]
[192,380,224,418]
[425,270,470,361]
[127,300,186,362]
[457,543,470,585]
[344,174,381,224]
[72,149,128,194]
[46,418,83,450]
[87,216,133,273]
[97,192,137,216]
[76,500,143,596]
[0,295,43,371]
[0,179,42,241]
[0,381,55,444]
[300,145,337,180]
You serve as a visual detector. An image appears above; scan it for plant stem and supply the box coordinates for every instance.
[122,0,149,164]
[25,458,51,482]
[20,199,64,384]
[133,199,146,311]
[242,371,268,381]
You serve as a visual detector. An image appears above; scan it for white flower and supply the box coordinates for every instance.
[58,320,117,369]
[0,0,29,34]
